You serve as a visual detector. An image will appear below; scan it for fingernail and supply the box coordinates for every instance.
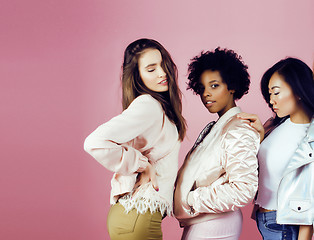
[156,188,159,192]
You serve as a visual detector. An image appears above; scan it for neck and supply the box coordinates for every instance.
[217,102,236,117]
[290,110,311,124]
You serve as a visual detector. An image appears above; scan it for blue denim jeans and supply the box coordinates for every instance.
[256,210,299,240]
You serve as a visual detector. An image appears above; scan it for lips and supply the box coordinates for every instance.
[204,100,215,107]
[159,79,168,85]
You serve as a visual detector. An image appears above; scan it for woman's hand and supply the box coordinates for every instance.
[237,113,265,142]
[133,162,159,196]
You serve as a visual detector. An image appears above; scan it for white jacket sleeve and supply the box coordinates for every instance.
[84,95,163,175]
[187,120,259,213]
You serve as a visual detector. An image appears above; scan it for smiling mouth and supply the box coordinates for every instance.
[204,100,215,106]
[159,79,168,84]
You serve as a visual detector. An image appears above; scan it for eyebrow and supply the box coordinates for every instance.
[269,86,280,90]
[209,80,220,83]
[145,63,157,68]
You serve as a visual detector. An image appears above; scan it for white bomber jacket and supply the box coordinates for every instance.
[174,107,259,226]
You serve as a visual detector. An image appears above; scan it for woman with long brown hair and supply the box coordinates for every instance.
[84,38,186,240]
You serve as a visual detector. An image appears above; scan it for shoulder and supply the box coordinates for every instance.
[125,94,164,121]
[128,94,163,113]
[133,94,155,102]
[308,119,314,138]
[129,94,162,111]
[223,115,259,140]
[220,116,260,153]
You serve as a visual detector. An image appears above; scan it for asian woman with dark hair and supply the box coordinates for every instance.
[238,57,314,240]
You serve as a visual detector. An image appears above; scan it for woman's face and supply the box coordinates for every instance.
[138,48,168,92]
[200,70,235,117]
[268,72,300,118]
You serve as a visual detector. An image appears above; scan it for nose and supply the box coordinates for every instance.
[202,87,211,97]
[158,68,166,78]
[269,95,275,105]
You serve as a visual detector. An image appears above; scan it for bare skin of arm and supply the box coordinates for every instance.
[298,225,313,240]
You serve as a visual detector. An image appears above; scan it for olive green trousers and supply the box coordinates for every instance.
[107,203,162,240]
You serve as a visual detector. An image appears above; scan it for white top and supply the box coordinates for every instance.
[255,118,310,210]
[84,94,180,216]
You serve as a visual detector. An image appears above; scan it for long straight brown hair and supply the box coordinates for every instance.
[121,38,186,141]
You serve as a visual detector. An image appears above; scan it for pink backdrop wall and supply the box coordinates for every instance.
[1,0,314,239]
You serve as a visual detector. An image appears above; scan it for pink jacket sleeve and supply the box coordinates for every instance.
[84,95,163,175]
[187,120,259,213]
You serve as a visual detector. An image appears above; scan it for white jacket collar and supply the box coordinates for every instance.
[214,106,242,128]
[282,118,314,176]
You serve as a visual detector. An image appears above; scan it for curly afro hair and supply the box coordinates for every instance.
[187,47,250,100]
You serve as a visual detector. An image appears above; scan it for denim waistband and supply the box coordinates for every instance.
[256,210,277,223]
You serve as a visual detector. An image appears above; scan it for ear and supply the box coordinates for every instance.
[230,90,235,94]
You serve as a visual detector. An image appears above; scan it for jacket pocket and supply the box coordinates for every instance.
[289,200,311,213]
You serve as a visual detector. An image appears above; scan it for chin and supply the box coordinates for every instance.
[206,108,217,114]
[154,88,168,93]
[276,113,288,118]
[159,87,169,92]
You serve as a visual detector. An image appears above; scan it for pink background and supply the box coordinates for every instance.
[1,0,314,239]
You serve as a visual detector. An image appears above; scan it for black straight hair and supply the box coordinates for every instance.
[261,57,314,126]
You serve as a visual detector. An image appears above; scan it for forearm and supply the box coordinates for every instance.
[298,225,313,240]
[84,139,148,175]
[188,125,259,213]
[188,180,257,213]
[84,95,162,174]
